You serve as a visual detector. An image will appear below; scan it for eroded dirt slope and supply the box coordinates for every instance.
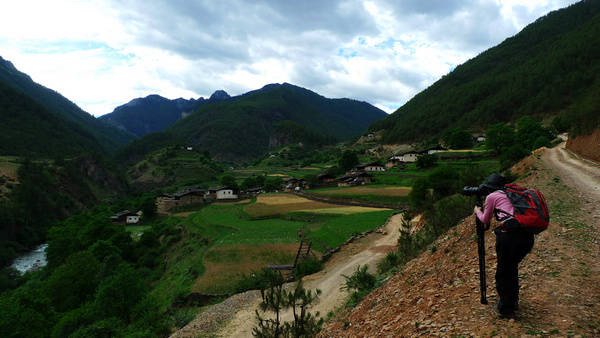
[321,147,600,337]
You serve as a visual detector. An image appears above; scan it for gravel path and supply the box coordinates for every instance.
[169,290,261,338]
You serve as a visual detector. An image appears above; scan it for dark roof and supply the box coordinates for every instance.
[110,210,137,220]
[318,173,335,179]
[208,186,232,192]
[338,172,372,181]
[356,162,383,169]
[173,188,206,198]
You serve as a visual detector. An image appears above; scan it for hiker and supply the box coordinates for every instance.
[473,173,535,318]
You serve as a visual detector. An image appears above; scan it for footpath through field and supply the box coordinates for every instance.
[171,212,404,337]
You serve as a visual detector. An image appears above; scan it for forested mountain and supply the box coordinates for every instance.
[0,56,135,153]
[119,83,387,162]
[369,0,600,143]
[99,90,231,137]
[0,81,105,157]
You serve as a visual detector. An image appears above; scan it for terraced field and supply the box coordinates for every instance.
[180,194,395,293]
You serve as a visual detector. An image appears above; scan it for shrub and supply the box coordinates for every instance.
[409,178,431,210]
[234,268,280,293]
[341,265,376,293]
[376,252,401,274]
[294,256,323,279]
[416,154,436,169]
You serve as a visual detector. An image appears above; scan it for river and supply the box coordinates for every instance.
[11,243,48,274]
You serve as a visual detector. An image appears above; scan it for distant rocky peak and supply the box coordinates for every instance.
[209,90,230,101]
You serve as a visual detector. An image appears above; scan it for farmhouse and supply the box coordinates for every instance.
[475,135,486,143]
[284,178,310,191]
[110,210,141,224]
[156,188,206,213]
[207,186,238,200]
[399,151,419,162]
[386,156,403,169]
[246,187,265,195]
[354,162,386,172]
[424,146,446,155]
[317,173,336,184]
[337,172,373,187]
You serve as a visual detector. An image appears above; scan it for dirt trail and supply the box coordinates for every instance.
[212,213,403,337]
[320,145,600,337]
[544,142,600,202]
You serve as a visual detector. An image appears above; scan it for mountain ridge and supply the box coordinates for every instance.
[0,56,135,153]
[119,82,387,163]
[100,90,231,137]
[369,0,600,144]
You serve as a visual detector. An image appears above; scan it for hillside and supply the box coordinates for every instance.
[0,80,103,157]
[321,147,600,336]
[119,83,387,162]
[99,90,231,137]
[369,0,600,143]
[0,56,135,153]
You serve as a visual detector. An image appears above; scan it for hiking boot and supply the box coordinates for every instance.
[493,301,516,319]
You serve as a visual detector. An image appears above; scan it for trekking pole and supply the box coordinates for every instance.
[475,196,488,305]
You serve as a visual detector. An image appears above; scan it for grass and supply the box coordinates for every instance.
[124,225,151,240]
[243,193,347,218]
[193,204,306,245]
[152,193,395,296]
[310,185,411,196]
[297,206,391,215]
[148,218,232,311]
[192,244,297,293]
[309,210,393,250]
[308,185,411,204]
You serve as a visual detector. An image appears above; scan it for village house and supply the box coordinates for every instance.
[424,146,446,155]
[337,172,373,187]
[317,173,336,185]
[246,187,265,195]
[399,151,419,162]
[475,135,486,143]
[353,162,386,172]
[386,156,403,169]
[206,186,238,200]
[155,188,206,213]
[110,210,141,224]
[284,178,310,191]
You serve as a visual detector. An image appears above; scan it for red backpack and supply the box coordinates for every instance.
[503,183,549,234]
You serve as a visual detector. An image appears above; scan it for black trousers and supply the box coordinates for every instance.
[494,221,534,313]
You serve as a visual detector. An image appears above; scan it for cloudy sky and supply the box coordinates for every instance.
[0,0,579,116]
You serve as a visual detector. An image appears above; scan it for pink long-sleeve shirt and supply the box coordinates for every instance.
[475,191,514,224]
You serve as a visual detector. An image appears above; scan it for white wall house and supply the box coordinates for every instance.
[216,189,238,200]
[126,215,140,224]
[364,164,385,172]
[401,152,419,162]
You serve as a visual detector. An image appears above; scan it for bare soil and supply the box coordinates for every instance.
[320,144,600,337]
[566,128,600,162]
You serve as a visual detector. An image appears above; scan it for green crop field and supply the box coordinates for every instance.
[308,210,393,250]
[308,185,411,204]
[174,197,394,294]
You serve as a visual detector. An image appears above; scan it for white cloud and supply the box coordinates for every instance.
[0,0,581,116]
